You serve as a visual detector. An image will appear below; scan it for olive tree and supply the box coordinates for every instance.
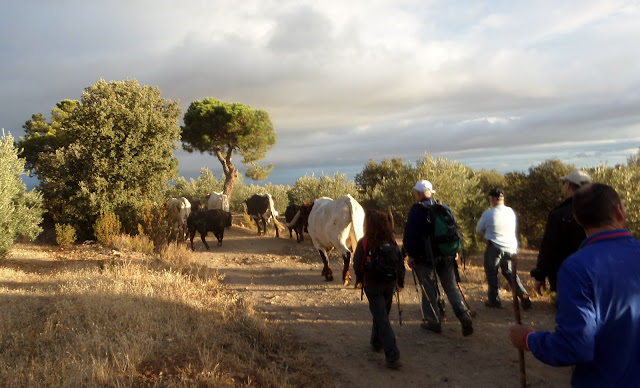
[1,130,43,255]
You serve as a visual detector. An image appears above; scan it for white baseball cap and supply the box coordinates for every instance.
[561,170,592,187]
[413,180,435,194]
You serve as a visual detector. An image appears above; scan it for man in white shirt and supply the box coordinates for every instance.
[476,188,531,309]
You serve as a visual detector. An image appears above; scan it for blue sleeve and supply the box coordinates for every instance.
[403,204,425,258]
[527,259,597,366]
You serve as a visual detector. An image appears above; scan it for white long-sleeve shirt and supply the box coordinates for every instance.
[476,204,518,254]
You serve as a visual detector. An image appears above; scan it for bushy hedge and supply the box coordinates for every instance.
[0,130,43,256]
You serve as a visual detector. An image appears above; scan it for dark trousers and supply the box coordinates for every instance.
[364,282,400,362]
[414,257,470,324]
[483,243,528,303]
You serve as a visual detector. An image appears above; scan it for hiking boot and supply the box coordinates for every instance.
[420,321,442,333]
[520,294,532,310]
[484,299,503,308]
[461,319,474,337]
[386,358,402,369]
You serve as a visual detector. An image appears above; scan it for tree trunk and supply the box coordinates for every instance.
[215,145,238,200]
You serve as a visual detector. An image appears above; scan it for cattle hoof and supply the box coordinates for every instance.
[343,278,351,287]
[325,274,334,281]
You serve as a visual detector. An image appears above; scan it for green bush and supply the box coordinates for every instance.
[589,162,640,237]
[287,173,360,205]
[55,223,76,248]
[94,211,122,246]
[17,79,181,240]
[0,130,43,256]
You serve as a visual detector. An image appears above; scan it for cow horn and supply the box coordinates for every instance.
[285,210,301,228]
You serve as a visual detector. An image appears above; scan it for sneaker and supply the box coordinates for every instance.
[484,300,503,308]
[461,319,474,337]
[386,358,402,369]
[520,294,532,310]
[420,321,442,333]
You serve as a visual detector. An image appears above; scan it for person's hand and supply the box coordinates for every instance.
[509,323,534,350]
[534,280,546,296]
[407,256,415,269]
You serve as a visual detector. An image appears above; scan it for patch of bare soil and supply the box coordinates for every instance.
[191,219,572,388]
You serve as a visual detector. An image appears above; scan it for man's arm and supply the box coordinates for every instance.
[532,211,562,282]
[476,210,488,236]
[512,260,597,366]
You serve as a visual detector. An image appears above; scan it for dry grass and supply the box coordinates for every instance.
[0,244,330,388]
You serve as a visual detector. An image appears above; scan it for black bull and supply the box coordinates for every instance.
[187,209,232,250]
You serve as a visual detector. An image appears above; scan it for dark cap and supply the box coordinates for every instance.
[488,188,504,198]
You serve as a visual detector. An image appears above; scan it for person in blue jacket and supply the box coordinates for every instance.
[509,183,640,387]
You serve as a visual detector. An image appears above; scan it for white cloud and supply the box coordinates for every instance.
[1,0,639,184]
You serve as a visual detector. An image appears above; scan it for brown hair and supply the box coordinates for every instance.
[573,183,622,229]
[364,209,395,250]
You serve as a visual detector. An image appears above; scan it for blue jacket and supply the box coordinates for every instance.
[527,229,640,387]
[402,198,436,262]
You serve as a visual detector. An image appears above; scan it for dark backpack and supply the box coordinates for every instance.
[362,238,400,282]
[421,201,463,257]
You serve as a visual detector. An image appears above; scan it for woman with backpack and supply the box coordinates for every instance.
[353,209,406,369]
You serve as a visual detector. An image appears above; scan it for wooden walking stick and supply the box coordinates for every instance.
[511,255,527,388]
[396,288,403,325]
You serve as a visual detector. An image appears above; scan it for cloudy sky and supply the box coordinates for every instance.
[2,0,639,185]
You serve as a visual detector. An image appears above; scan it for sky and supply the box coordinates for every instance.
[2,0,640,186]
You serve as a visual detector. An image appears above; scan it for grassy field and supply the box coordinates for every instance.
[0,242,330,388]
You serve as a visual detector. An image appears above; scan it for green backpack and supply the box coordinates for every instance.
[421,201,463,257]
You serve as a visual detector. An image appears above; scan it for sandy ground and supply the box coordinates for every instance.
[191,219,573,388]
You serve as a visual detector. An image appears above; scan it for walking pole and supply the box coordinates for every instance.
[511,255,527,388]
[412,268,439,321]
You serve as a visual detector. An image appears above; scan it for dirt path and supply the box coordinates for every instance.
[192,222,572,388]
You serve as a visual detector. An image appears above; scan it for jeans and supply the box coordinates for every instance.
[364,282,400,362]
[483,243,528,303]
[413,257,471,325]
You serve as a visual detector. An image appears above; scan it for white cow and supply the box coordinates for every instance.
[207,191,229,213]
[168,197,191,242]
[307,194,365,286]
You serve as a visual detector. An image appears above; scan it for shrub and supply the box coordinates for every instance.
[94,211,121,246]
[111,234,154,255]
[0,130,43,256]
[55,223,76,248]
[140,201,169,252]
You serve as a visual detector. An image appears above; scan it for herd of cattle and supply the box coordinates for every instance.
[167,192,365,286]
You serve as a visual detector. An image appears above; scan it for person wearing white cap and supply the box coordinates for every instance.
[403,180,473,336]
[530,170,592,295]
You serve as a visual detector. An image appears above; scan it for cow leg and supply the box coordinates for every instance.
[189,229,196,251]
[199,230,210,250]
[215,230,223,247]
[288,227,293,239]
[318,250,333,281]
[261,215,267,236]
[342,251,352,287]
[273,216,279,238]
